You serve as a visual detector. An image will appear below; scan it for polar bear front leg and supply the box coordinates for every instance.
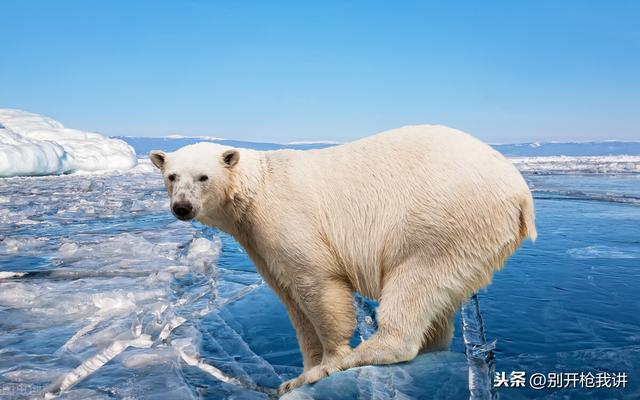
[278,274,355,395]
[272,285,324,370]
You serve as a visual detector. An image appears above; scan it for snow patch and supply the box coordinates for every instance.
[511,156,640,174]
[0,109,137,177]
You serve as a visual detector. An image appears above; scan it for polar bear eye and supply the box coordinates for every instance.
[167,174,176,182]
[199,175,209,182]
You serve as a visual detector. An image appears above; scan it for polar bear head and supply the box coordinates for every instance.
[149,143,240,222]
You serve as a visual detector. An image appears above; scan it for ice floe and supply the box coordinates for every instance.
[0,109,137,177]
[511,155,640,174]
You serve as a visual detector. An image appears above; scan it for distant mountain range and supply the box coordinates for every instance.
[115,136,640,158]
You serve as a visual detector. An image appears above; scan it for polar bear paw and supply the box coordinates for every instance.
[278,363,342,395]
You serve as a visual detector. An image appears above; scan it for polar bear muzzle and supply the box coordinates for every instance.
[172,200,195,221]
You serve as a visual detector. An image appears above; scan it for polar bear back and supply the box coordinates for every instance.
[249,125,535,299]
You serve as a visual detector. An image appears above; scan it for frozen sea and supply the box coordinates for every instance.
[1,138,639,399]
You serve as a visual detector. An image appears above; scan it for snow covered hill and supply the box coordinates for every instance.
[0,109,137,177]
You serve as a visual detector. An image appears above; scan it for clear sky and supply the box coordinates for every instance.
[1,1,639,143]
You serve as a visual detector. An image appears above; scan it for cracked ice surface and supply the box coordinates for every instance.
[4,159,639,399]
[0,167,285,399]
[0,161,481,399]
[0,161,497,400]
[0,158,550,400]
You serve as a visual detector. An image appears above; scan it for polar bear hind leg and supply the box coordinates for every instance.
[419,312,455,353]
[338,256,460,370]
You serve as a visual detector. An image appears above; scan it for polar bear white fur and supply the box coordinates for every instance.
[150,125,536,395]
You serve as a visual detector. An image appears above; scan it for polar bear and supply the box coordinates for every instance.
[150,125,536,395]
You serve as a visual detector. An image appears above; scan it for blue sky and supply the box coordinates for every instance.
[1,1,639,143]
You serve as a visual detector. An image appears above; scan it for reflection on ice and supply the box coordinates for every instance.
[567,245,640,259]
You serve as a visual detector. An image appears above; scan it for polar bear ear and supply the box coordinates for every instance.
[222,149,240,168]
[149,150,166,170]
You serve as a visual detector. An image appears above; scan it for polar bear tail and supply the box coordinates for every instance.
[518,194,537,242]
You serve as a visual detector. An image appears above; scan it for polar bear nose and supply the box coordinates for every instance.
[172,202,194,220]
